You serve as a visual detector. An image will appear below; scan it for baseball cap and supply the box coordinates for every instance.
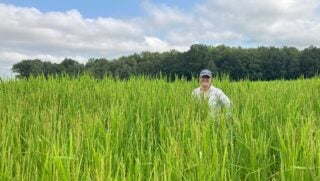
[199,69,212,78]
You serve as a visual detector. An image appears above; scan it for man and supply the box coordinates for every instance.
[192,69,231,117]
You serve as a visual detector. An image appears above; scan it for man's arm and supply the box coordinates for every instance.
[219,91,232,118]
[192,88,200,99]
[219,91,231,108]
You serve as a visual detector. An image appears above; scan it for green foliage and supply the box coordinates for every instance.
[12,59,43,78]
[0,76,319,180]
[11,45,320,80]
[60,58,84,77]
[299,46,320,78]
[43,61,66,78]
[85,58,110,79]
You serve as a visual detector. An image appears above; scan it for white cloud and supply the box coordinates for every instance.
[0,4,148,57]
[1,0,320,76]
[0,51,88,77]
[0,51,87,64]
[196,0,320,46]
[142,2,194,29]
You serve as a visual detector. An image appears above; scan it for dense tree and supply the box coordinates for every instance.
[258,47,286,80]
[43,61,65,78]
[12,59,43,78]
[12,45,320,81]
[299,46,320,78]
[213,46,245,80]
[85,58,111,79]
[158,50,183,80]
[60,58,84,77]
[180,44,212,79]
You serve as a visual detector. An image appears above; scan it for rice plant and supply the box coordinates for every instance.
[0,75,319,180]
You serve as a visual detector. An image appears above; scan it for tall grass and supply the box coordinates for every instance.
[0,75,319,180]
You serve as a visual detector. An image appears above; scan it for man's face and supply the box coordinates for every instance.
[199,75,211,87]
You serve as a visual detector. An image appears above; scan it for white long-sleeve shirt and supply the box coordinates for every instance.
[192,85,231,110]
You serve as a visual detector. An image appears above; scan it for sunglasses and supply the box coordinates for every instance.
[200,75,211,79]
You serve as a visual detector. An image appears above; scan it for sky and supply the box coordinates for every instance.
[1,0,320,77]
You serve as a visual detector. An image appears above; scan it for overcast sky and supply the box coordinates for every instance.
[1,0,320,77]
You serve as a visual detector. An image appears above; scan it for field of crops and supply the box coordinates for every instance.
[1,76,319,180]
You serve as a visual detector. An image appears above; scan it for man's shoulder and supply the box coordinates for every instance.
[192,87,201,95]
[209,85,223,93]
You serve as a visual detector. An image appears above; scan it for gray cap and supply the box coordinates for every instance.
[199,69,212,78]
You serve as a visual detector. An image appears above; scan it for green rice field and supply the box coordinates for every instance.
[0,76,319,180]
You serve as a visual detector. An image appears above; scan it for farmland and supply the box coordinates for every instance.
[1,76,319,180]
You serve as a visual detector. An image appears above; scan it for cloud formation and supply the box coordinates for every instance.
[1,0,320,76]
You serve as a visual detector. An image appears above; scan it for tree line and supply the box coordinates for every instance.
[12,44,320,81]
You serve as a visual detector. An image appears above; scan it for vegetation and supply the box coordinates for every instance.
[12,45,320,81]
[1,75,319,180]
